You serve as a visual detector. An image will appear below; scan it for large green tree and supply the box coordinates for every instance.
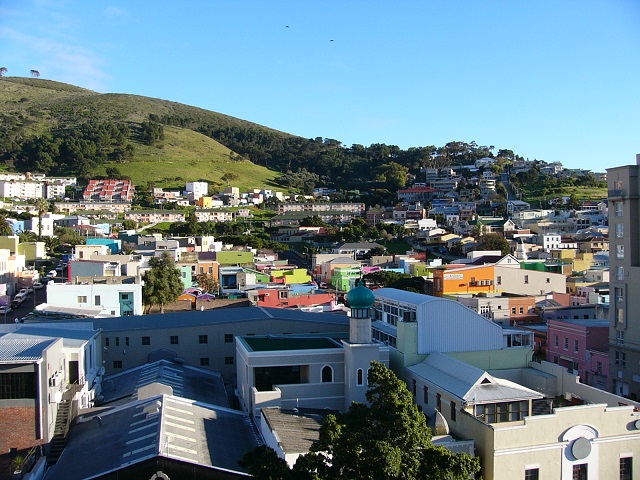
[142,252,184,314]
[477,233,510,255]
[240,362,480,480]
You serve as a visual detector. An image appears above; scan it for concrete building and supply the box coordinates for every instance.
[185,181,208,200]
[46,276,143,316]
[607,154,640,399]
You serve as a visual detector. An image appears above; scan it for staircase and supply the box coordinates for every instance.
[47,400,70,466]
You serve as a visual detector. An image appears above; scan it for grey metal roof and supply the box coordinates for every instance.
[0,337,56,362]
[26,306,349,332]
[407,352,542,404]
[261,407,329,455]
[44,394,261,480]
[9,324,97,348]
[98,360,229,407]
[374,288,440,305]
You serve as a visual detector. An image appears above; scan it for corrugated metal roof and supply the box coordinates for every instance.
[408,353,542,403]
[374,288,439,305]
[0,338,55,362]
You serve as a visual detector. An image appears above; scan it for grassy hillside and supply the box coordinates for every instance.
[0,77,287,190]
[95,126,280,190]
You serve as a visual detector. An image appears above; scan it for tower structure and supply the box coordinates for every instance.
[607,154,640,399]
[342,281,380,409]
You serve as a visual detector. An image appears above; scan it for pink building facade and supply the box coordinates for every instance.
[547,318,609,390]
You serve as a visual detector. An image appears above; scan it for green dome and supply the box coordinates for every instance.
[346,283,375,309]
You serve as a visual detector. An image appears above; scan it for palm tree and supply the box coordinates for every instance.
[34,198,48,239]
[0,216,13,236]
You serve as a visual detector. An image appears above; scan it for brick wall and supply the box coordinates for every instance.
[0,406,42,454]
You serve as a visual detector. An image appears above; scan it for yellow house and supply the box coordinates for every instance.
[196,196,213,208]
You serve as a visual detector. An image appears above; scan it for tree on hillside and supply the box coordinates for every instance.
[240,362,480,480]
[0,67,7,77]
[142,252,184,314]
[221,172,239,186]
[478,233,510,255]
[30,69,40,78]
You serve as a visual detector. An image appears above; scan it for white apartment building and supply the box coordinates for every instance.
[185,181,208,200]
[0,180,44,199]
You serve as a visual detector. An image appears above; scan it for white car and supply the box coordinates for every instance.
[33,282,44,290]
[47,270,57,278]
[0,305,11,314]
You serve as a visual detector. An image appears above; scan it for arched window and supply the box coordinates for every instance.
[321,365,333,383]
[357,368,363,386]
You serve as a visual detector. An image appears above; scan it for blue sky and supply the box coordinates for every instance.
[1,1,639,172]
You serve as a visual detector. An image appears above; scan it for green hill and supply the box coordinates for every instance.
[0,77,284,190]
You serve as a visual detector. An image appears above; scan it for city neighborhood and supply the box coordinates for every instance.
[0,155,637,480]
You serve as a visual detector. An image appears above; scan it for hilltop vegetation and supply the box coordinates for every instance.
[0,77,606,202]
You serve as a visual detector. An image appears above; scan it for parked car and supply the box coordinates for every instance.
[11,299,22,308]
[33,282,44,290]
[0,305,11,314]
[47,270,57,278]
[18,288,29,296]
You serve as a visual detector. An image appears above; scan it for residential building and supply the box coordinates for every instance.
[607,154,640,399]
[46,276,143,316]
[82,179,134,202]
[185,181,208,200]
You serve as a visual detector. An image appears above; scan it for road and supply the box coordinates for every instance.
[1,273,67,325]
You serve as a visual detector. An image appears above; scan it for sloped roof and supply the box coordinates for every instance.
[44,394,261,480]
[407,352,542,404]
[98,360,229,407]
[0,337,56,362]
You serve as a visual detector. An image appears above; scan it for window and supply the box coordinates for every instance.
[321,365,333,383]
[617,245,625,259]
[77,296,87,303]
[554,335,559,347]
[572,463,587,480]
[615,202,624,217]
[208,266,213,274]
[412,379,417,396]
[113,360,122,369]
[524,275,529,284]
[617,266,625,281]
[142,336,150,346]
[357,369,363,386]
[200,358,210,366]
[553,356,558,364]
[94,295,101,306]
[525,468,539,480]
[224,334,234,343]
[125,337,129,347]
[423,385,429,404]
[105,337,110,347]
[170,335,179,345]
[564,337,569,350]
[519,307,524,314]
[596,362,603,374]
[511,307,517,314]
[497,276,502,285]
[615,223,624,238]
[546,277,550,283]
[115,337,120,347]
[616,330,625,345]
[450,401,456,421]
[620,457,632,480]
[574,339,579,352]
[199,335,208,344]
[616,351,627,367]
[224,356,234,365]
[436,393,442,412]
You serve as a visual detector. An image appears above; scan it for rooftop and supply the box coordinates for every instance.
[242,335,343,352]
[44,394,261,480]
[0,337,57,362]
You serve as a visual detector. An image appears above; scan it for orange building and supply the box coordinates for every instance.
[432,264,496,297]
